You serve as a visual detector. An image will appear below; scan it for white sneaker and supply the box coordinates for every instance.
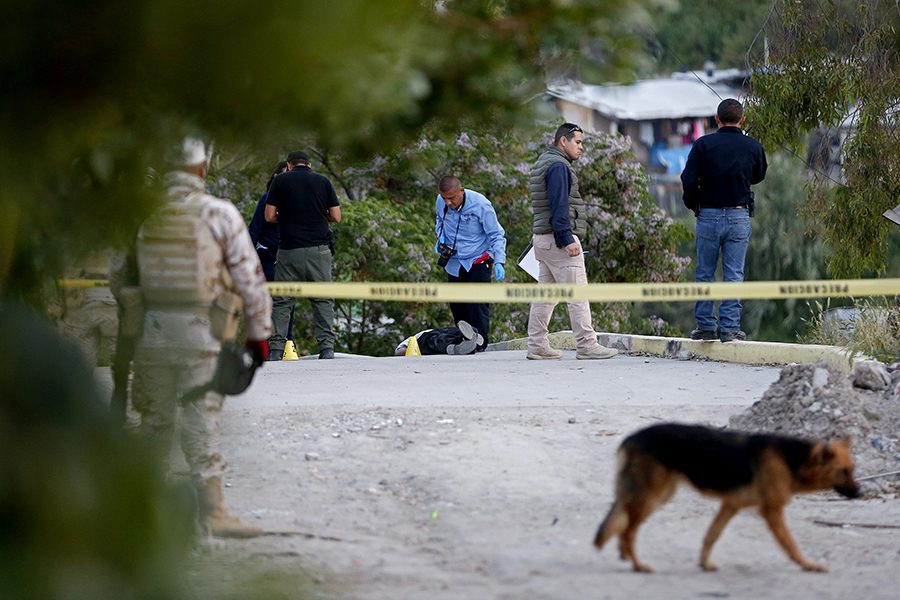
[575,345,618,360]
[526,347,563,360]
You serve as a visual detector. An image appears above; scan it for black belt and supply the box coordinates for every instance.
[701,205,747,210]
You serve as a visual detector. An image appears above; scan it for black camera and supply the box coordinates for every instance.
[437,243,456,267]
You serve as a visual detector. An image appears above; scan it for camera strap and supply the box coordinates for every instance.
[438,202,463,249]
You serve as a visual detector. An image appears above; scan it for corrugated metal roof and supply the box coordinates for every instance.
[547,78,739,121]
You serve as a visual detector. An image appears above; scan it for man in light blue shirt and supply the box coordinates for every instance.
[435,175,507,351]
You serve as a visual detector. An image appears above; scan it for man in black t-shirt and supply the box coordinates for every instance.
[264,151,341,359]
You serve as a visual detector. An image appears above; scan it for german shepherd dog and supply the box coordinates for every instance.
[593,423,859,573]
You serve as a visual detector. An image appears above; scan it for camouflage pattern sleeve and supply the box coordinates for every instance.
[206,199,273,341]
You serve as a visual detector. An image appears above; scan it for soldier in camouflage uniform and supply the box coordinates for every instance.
[116,138,273,538]
[59,250,119,366]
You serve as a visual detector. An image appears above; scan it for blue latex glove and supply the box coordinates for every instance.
[434,240,440,254]
[494,263,506,282]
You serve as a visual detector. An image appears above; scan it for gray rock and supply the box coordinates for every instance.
[675,350,694,361]
[821,307,862,344]
[853,361,891,391]
[811,367,830,393]
[869,435,893,453]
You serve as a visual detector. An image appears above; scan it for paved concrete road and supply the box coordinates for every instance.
[109,351,899,599]
[244,350,778,409]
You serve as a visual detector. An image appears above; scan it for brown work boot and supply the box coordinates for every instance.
[575,345,618,360]
[198,477,262,539]
[526,346,563,360]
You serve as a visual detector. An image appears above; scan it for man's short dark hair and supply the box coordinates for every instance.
[286,150,310,165]
[717,99,743,125]
[554,123,583,146]
[439,175,460,194]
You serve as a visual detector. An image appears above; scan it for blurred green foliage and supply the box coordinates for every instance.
[0,301,194,599]
[0,0,651,306]
[643,0,772,73]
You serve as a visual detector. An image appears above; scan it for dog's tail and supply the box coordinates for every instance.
[594,448,630,550]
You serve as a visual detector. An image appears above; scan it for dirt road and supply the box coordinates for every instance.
[180,352,899,599]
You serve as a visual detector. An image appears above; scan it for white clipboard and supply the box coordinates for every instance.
[516,242,540,281]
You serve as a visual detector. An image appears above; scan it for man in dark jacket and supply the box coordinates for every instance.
[681,98,767,342]
[265,151,341,359]
[248,160,287,281]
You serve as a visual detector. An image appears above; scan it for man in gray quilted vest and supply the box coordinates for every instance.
[118,138,273,537]
[526,123,617,360]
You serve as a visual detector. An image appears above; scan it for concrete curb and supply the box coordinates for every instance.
[489,331,863,373]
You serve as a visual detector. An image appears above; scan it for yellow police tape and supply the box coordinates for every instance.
[60,278,900,303]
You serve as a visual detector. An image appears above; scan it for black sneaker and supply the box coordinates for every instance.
[719,330,747,343]
[690,329,717,341]
[318,348,335,359]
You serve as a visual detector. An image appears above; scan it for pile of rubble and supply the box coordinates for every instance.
[729,360,900,496]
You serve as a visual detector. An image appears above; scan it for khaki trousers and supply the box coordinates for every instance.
[527,233,600,353]
[59,288,118,366]
[132,353,225,484]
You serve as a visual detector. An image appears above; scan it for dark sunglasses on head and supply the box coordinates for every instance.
[565,124,583,135]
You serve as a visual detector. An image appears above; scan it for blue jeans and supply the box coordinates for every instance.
[694,208,751,333]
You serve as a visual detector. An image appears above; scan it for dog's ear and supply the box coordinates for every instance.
[811,442,835,464]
